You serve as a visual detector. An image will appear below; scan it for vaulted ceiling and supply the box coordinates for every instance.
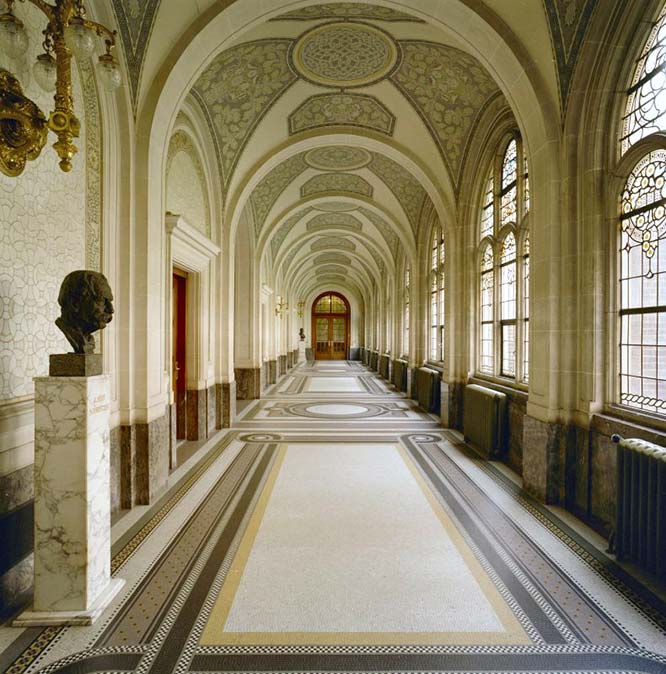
[107,0,600,302]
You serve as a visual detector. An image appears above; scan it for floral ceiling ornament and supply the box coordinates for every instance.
[301,173,373,199]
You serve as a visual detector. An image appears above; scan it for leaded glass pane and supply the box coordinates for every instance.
[502,140,517,189]
[315,296,331,313]
[619,150,666,413]
[501,185,517,225]
[481,173,494,239]
[523,236,530,383]
[501,324,516,377]
[524,155,530,213]
[480,243,494,374]
[622,8,666,152]
[330,295,346,313]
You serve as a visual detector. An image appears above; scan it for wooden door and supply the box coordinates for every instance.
[172,270,187,439]
[311,292,349,360]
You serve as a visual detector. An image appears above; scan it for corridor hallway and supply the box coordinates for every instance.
[2,362,666,674]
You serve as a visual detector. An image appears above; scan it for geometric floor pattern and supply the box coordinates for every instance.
[2,361,666,673]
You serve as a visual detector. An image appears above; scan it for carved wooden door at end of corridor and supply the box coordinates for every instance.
[311,292,349,360]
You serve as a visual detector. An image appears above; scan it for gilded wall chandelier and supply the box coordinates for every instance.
[0,0,121,177]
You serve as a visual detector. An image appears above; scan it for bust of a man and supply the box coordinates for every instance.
[299,327,306,341]
[55,270,114,354]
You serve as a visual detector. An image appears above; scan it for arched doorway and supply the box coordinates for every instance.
[312,292,350,360]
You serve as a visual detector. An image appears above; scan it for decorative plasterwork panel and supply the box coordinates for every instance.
[543,0,598,115]
[313,202,359,212]
[306,213,363,232]
[166,131,211,237]
[367,153,427,233]
[78,60,102,271]
[111,0,160,111]
[301,173,373,199]
[289,93,395,136]
[272,3,424,22]
[314,274,347,287]
[358,208,399,258]
[305,146,372,171]
[281,246,299,274]
[316,264,349,276]
[315,252,353,266]
[291,22,399,88]
[311,236,356,252]
[251,153,308,235]
[390,41,500,187]
[270,207,314,258]
[192,40,297,187]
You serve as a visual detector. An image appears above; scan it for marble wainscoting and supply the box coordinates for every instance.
[0,463,34,616]
[207,385,216,435]
[278,355,287,376]
[186,388,208,441]
[121,411,170,507]
[235,368,261,400]
[268,359,277,385]
[15,375,124,625]
[522,415,566,505]
[286,352,293,369]
[216,381,236,428]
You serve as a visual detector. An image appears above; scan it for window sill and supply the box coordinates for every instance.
[425,361,444,373]
[470,374,529,398]
[598,404,666,436]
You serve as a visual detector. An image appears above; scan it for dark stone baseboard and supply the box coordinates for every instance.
[235,368,261,400]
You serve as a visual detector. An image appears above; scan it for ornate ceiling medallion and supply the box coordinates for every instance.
[291,22,399,88]
[305,146,372,171]
[313,201,358,212]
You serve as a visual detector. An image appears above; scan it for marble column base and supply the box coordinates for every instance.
[14,578,124,627]
[440,380,464,430]
[278,355,287,376]
[522,415,565,504]
[235,368,261,400]
[216,381,236,428]
[268,359,277,385]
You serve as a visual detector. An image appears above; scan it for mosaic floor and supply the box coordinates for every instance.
[2,361,666,673]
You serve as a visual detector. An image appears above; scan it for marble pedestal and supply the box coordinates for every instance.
[14,375,124,626]
[298,342,306,363]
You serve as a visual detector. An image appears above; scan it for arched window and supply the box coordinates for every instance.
[616,7,666,415]
[403,265,411,357]
[476,133,530,382]
[429,225,445,362]
[622,6,666,153]
[618,150,666,413]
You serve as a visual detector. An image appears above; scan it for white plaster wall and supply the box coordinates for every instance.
[0,4,87,479]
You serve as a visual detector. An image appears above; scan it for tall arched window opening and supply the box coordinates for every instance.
[476,133,530,383]
[615,6,666,415]
[403,265,410,358]
[429,225,445,362]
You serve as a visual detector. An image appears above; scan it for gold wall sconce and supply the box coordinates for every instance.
[275,296,288,318]
[0,0,121,177]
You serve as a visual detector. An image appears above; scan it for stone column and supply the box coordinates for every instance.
[15,375,124,626]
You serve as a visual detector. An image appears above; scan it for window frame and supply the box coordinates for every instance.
[403,263,411,359]
[427,224,446,365]
[475,132,530,388]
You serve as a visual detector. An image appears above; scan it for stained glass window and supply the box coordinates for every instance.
[622,7,666,153]
[314,294,347,314]
[403,265,410,357]
[481,170,494,239]
[619,150,666,413]
[500,139,518,226]
[480,245,494,374]
[523,234,530,382]
[477,133,529,382]
[429,225,445,362]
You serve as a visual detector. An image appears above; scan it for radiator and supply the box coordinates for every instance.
[415,367,441,413]
[392,359,408,392]
[612,435,666,579]
[463,384,506,458]
[379,354,390,380]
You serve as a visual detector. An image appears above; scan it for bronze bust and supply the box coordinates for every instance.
[55,271,114,354]
[299,328,306,341]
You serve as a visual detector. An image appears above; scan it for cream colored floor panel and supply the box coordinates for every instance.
[305,377,364,392]
[202,442,526,644]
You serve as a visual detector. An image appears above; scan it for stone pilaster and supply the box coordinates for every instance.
[216,381,236,428]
